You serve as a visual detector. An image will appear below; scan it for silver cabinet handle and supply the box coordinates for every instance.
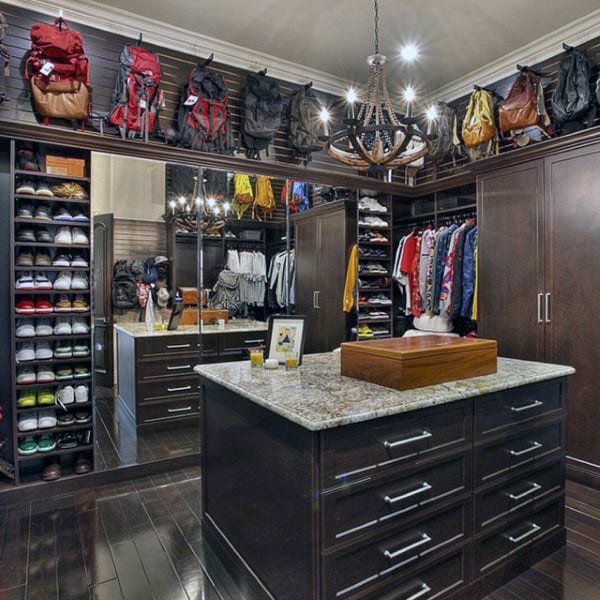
[166,344,191,349]
[509,441,542,456]
[507,523,541,544]
[383,533,431,561]
[166,364,191,371]
[510,400,544,413]
[384,482,432,505]
[313,291,318,308]
[545,292,551,324]
[537,293,543,324]
[244,339,265,344]
[508,482,542,501]
[315,290,320,309]
[384,430,432,450]
[167,385,192,393]
[402,583,431,600]
[167,406,192,413]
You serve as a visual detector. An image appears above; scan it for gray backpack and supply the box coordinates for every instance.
[426,102,461,164]
[288,85,323,160]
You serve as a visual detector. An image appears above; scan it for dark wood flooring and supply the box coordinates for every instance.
[0,474,598,599]
[94,386,200,472]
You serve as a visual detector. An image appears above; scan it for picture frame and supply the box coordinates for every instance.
[266,315,306,365]
[167,300,185,330]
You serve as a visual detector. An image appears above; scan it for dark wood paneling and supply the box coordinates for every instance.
[113,218,167,261]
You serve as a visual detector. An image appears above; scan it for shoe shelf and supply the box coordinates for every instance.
[357,240,392,246]
[358,225,391,231]
[9,141,96,485]
[358,317,392,323]
[358,272,391,277]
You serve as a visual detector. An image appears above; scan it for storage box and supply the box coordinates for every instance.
[178,287,198,305]
[180,308,198,325]
[201,309,229,324]
[46,156,86,177]
[340,336,497,391]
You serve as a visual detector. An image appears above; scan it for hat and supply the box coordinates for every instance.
[154,255,169,265]
[157,287,170,308]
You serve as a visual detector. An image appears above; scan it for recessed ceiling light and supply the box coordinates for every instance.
[403,85,416,103]
[400,44,419,62]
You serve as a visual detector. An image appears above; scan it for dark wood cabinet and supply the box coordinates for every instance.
[294,201,356,353]
[478,143,600,471]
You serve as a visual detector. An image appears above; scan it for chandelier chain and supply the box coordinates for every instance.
[373,0,379,54]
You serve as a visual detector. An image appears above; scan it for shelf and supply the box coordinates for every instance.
[15,217,90,227]
[16,468,94,486]
[395,203,478,224]
[17,443,94,461]
[358,303,393,308]
[15,289,90,295]
[358,318,392,323]
[358,240,391,246]
[15,334,91,342]
[17,423,92,438]
[14,193,90,205]
[14,241,89,249]
[359,287,393,292]
[358,209,389,215]
[15,266,90,272]
[358,272,390,277]
[15,311,91,318]
[225,238,264,244]
[16,398,93,410]
[358,225,391,231]
[15,170,90,183]
[15,357,91,367]
[358,255,391,260]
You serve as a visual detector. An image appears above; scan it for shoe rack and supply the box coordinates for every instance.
[9,140,95,485]
[353,193,394,341]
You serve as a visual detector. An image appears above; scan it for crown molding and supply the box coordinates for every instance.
[427,8,600,104]
[1,0,352,97]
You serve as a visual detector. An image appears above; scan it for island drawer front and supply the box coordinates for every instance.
[321,400,472,488]
[136,335,200,358]
[474,380,565,439]
[322,451,472,549]
[219,331,267,360]
[475,419,564,485]
[137,377,200,403]
[323,502,469,600]
[474,459,563,532]
[473,495,564,577]
[137,357,198,380]
[136,395,200,424]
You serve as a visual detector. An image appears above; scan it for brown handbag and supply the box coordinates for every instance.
[30,77,89,120]
[461,89,497,148]
[498,72,539,133]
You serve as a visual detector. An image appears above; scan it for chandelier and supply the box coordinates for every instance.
[324,0,430,173]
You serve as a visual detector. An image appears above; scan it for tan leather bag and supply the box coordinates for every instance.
[462,89,497,148]
[30,76,89,119]
[498,72,539,133]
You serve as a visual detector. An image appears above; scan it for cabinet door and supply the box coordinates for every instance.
[545,145,600,465]
[477,161,545,360]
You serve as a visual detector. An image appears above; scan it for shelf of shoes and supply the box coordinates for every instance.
[9,140,95,485]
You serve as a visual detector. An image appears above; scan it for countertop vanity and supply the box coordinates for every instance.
[195,353,573,600]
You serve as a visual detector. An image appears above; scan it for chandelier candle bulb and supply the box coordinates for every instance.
[319,107,330,136]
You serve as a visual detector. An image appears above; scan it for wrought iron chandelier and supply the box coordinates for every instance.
[324,0,430,173]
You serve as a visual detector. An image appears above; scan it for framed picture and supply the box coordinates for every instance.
[266,315,306,365]
[167,300,185,330]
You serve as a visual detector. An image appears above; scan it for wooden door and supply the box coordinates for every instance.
[545,144,600,465]
[477,161,545,360]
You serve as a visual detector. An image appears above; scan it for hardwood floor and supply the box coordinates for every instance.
[0,473,598,599]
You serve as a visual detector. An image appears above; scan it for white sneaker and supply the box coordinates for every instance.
[18,413,38,432]
[16,367,36,384]
[72,227,89,245]
[52,253,71,267]
[38,409,57,429]
[58,385,75,405]
[70,252,88,268]
[16,342,36,362]
[36,367,56,383]
[35,318,53,336]
[34,272,53,290]
[16,319,35,338]
[70,272,88,290]
[75,384,88,403]
[55,227,73,245]
[35,341,53,360]
[53,271,72,290]
[15,272,35,290]
[54,317,72,335]
[71,317,89,335]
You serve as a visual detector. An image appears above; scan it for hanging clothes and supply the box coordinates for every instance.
[267,249,295,309]
[343,244,359,312]
[226,248,267,306]
[233,173,254,220]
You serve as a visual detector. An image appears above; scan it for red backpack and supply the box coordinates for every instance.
[109,45,163,141]
[25,18,90,123]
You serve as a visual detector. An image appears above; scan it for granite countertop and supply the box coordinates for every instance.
[115,319,268,338]
[194,353,575,431]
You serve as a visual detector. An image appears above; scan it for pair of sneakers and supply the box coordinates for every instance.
[16,180,53,196]
[17,227,52,243]
[17,388,55,407]
[16,272,52,290]
[53,317,89,335]
[53,271,89,290]
[54,294,90,312]
[16,203,52,220]
[56,384,89,407]
[55,227,88,245]
[18,435,56,455]
[16,341,53,362]
[54,207,89,222]
[16,248,53,267]
[16,366,56,384]
[55,342,90,359]
[16,318,55,338]
[18,409,57,432]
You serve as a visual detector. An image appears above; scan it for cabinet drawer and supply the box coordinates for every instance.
[321,401,472,488]
[322,452,471,549]
[136,335,199,358]
[475,420,564,485]
[137,357,197,380]
[475,380,564,439]
[137,395,200,424]
[137,376,199,403]
[474,496,564,576]
[200,334,219,360]
[220,330,267,355]
[474,459,563,532]
[323,502,468,599]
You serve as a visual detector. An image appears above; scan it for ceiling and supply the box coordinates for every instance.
[97,0,599,96]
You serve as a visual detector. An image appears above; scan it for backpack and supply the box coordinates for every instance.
[462,88,498,160]
[232,173,253,220]
[241,72,283,159]
[112,260,138,309]
[142,257,159,284]
[25,18,90,123]
[253,175,275,221]
[282,180,310,214]
[552,49,595,134]
[109,45,163,141]
[176,64,234,153]
[426,102,462,164]
[288,85,323,160]
[0,12,10,104]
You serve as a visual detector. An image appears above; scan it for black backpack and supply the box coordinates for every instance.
[241,72,283,159]
[112,260,138,309]
[426,101,461,163]
[552,49,595,134]
[288,85,323,160]
[176,65,234,153]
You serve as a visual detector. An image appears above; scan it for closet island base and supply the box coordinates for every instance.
[195,353,574,600]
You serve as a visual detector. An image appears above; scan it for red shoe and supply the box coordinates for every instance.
[34,297,54,314]
[358,295,369,305]
[16,298,35,314]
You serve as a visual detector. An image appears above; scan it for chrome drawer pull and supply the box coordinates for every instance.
[384,482,432,505]
[507,523,541,544]
[166,364,191,371]
[383,533,431,561]
[402,583,431,600]
[510,400,543,413]
[243,339,265,344]
[508,482,542,501]
[167,385,192,393]
[166,344,191,349]
[167,406,192,413]
[383,430,432,450]
[509,441,542,456]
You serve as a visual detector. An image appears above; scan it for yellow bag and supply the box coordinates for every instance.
[462,89,497,148]
[253,175,275,220]
[232,173,253,219]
